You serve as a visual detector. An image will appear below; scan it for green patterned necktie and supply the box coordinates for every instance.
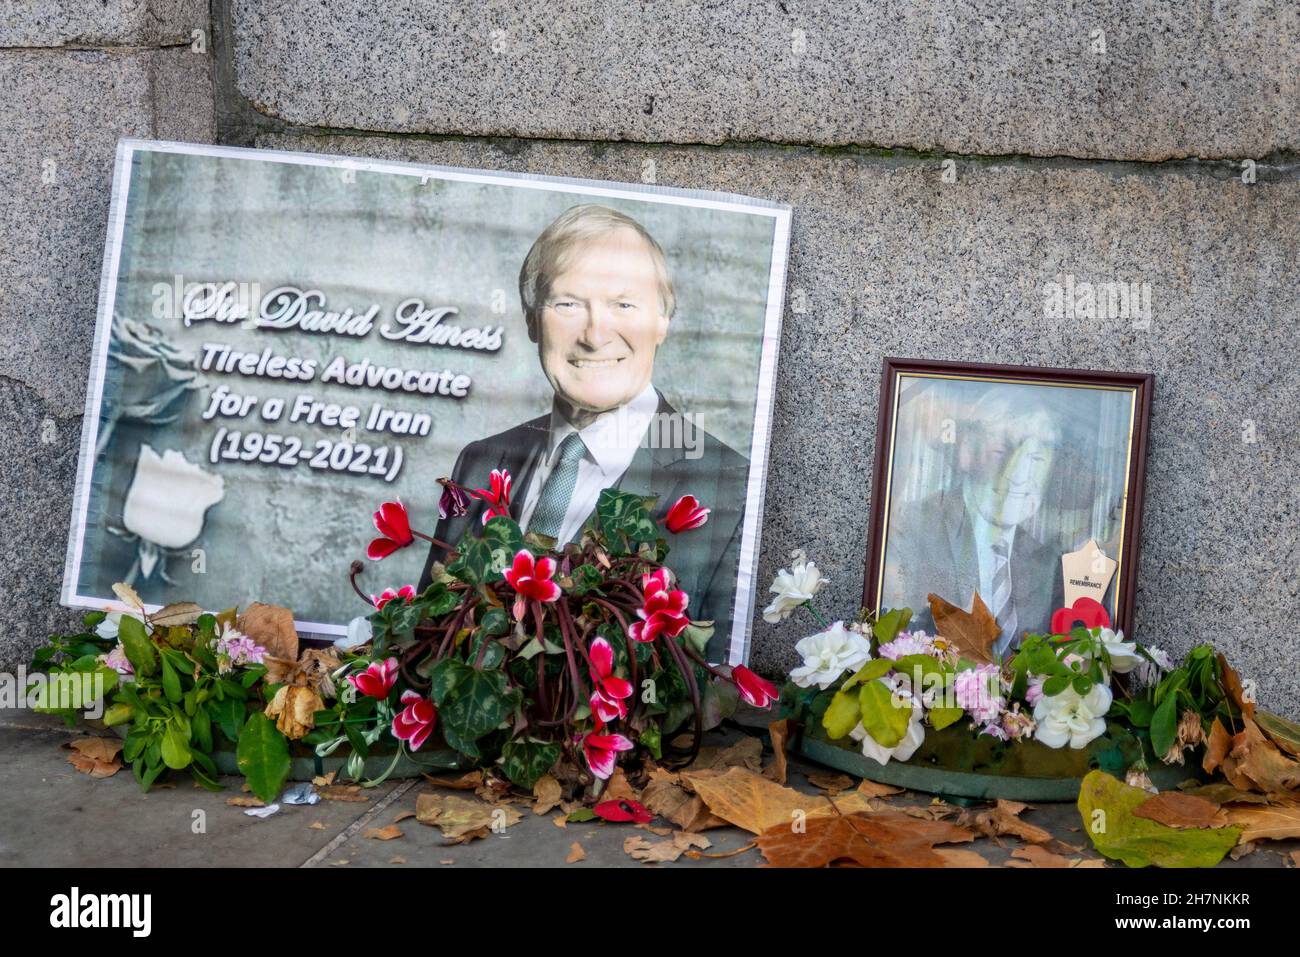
[527,432,588,539]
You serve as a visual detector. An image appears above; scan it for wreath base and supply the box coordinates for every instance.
[795,721,1195,801]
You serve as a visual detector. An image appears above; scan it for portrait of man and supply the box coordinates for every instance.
[874,367,1143,656]
[417,204,750,656]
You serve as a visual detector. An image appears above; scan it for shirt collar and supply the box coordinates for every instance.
[962,482,1018,554]
[547,383,660,478]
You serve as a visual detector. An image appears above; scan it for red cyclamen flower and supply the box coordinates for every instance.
[628,569,690,643]
[732,665,779,709]
[367,500,415,560]
[347,658,399,700]
[391,690,437,752]
[503,549,560,620]
[588,636,634,723]
[664,494,710,534]
[372,584,416,611]
[582,731,634,780]
[471,469,512,525]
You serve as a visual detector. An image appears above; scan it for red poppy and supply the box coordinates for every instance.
[732,665,779,709]
[593,799,653,824]
[1050,597,1111,636]
[367,500,415,560]
[471,468,512,524]
[664,494,710,534]
[372,584,416,610]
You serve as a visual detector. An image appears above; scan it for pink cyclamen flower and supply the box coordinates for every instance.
[664,494,710,534]
[372,584,416,611]
[391,690,437,752]
[367,500,415,560]
[582,731,635,780]
[471,469,512,525]
[627,570,690,643]
[732,665,779,709]
[503,549,561,619]
[588,636,634,723]
[348,658,399,700]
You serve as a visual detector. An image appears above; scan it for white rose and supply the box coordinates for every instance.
[762,549,828,623]
[123,445,225,549]
[850,711,926,765]
[1032,683,1113,749]
[789,621,872,690]
[1097,628,1140,674]
[94,611,123,641]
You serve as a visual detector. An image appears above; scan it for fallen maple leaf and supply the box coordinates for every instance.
[1221,719,1300,794]
[364,825,403,841]
[967,800,1052,844]
[1222,800,1300,842]
[856,779,904,799]
[685,766,877,835]
[566,842,586,863]
[64,738,123,778]
[1008,845,1104,868]
[641,772,727,832]
[532,774,563,815]
[934,847,990,867]
[416,791,521,842]
[763,719,790,784]
[756,811,973,867]
[928,591,1001,665]
[623,831,712,863]
[807,772,855,794]
[1133,792,1228,830]
[1178,781,1269,805]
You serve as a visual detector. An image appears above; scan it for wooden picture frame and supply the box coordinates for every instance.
[862,357,1153,649]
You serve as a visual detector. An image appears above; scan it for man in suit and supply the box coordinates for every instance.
[882,393,1063,658]
[416,204,748,662]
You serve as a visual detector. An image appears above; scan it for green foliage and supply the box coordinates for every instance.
[236,712,291,803]
[500,738,561,789]
[1077,770,1240,868]
[449,516,525,585]
[593,488,660,556]
[116,615,157,677]
[871,607,912,646]
[429,659,518,760]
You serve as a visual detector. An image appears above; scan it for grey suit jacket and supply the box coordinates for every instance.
[882,490,1061,655]
[416,392,749,662]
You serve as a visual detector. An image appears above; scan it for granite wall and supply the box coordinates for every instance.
[2,1,1297,714]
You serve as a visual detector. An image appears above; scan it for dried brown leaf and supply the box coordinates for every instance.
[566,841,586,863]
[807,772,855,794]
[928,591,1001,665]
[756,811,973,867]
[685,766,877,835]
[415,791,521,841]
[1222,801,1300,843]
[969,800,1053,844]
[1133,792,1228,829]
[237,602,300,662]
[623,831,712,863]
[364,825,403,841]
[532,774,563,815]
[763,719,790,785]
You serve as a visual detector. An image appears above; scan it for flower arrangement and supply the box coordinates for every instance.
[32,472,776,805]
[772,555,1273,785]
[343,473,776,795]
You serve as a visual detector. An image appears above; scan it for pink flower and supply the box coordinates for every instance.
[503,550,561,619]
[627,569,690,643]
[367,500,415,560]
[471,469,512,525]
[587,636,633,723]
[99,643,134,677]
[348,658,399,700]
[732,665,779,709]
[593,799,653,824]
[664,494,710,534]
[391,690,437,752]
[215,632,267,668]
[954,663,1004,724]
[372,584,416,611]
[582,731,634,780]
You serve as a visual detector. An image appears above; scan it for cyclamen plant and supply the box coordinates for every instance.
[340,470,776,794]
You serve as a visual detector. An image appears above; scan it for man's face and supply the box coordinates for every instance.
[962,413,1057,529]
[533,228,669,418]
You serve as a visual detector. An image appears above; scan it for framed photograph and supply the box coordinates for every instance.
[862,358,1153,655]
[62,140,791,665]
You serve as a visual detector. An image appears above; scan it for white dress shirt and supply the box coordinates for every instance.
[962,483,1018,601]
[518,383,660,544]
